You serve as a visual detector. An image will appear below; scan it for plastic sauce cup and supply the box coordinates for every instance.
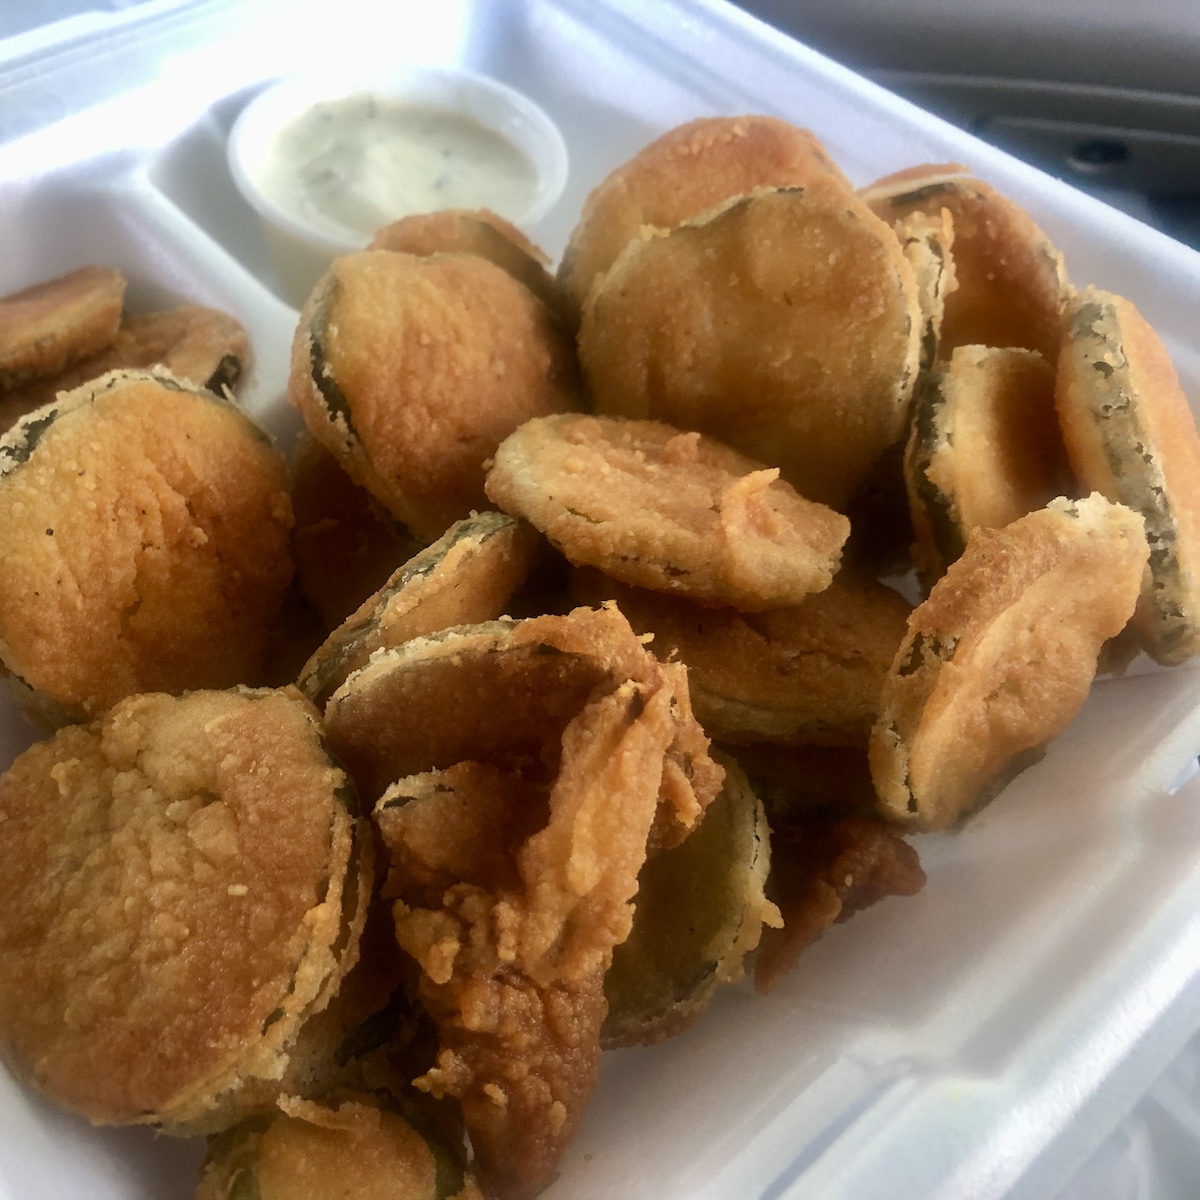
[227,66,569,307]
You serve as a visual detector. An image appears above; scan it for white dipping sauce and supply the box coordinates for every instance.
[259,95,540,241]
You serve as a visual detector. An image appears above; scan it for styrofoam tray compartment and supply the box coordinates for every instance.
[4,2,1200,1198]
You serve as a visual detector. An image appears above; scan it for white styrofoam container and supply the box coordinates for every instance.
[3,2,1200,1198]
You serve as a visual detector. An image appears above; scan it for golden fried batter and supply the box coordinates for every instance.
[861,166,1069,362]
[579,187,922,508]
[326,605,722,846]
[486,415,849,610]
[290,434,423,631]
[0,305,251,434]
[370,208,561,316]
[299,512,542,709]
[558,115,852,320]
[603,753,779,1048]
[289,250,579,541]
[0,688,369,1130]
[1056,288,1200,664]
[755,814,925,993]
[575,568,911,746]
[197,1094,483,1200]
[0,370,293,724]
[894,207,957,373]
[386,678,681,1199]
[0,266,125,390]
[907,345,1069,587]
[871,495,1148,830]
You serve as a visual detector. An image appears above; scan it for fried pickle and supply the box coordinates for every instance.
[579,187,922,508]
[486,414,849,610]
[334,605,720,1193]
[573,568,911,747]
[906,345,1069,587]
[299,512,542,709]
[0,369,293,724]
[755,813,925,993]
[558,115,852,321]
[0,688,370,1130]
[369,208,561,316]
[895,207,957,374]
[290,433,424,631]
[0,304,251,434]
[0,265,125,390]
[289,250,579,542]
[861,165,1069,362]
[325,605,722,845]
[197,1094,482,1200]
[603,753,779,1047]
[871,494,1148,830]
[1056,288,1200,664]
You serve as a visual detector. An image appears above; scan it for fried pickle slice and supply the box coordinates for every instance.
[289,250,579,542]
[558,115,853,322]
[197,1094,482,1200]
[0,369,293,724]
[222,889,413,1124]
[579,187,921,508]
[299,512,542,709]
[0,266,125,390]
[906,345,1070,587]
[1056,288,1200,664]
[383,676,681,1199]
[290,433,425,631]
[369,208,561,316]
[603,753,780,1048]
[486,414,849,610]
[861,165,1069,362]
[895,208,957,374]
[574,568,911,747]
[0,688,370,1130]
[0,304,251,433]
[754,813,925,993]
[325,605,722,846]
[871,495,1148,830]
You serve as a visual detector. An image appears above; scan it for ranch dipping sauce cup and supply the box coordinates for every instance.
[227,66,568,307]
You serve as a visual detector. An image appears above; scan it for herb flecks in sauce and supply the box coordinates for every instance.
[261,96,539,241]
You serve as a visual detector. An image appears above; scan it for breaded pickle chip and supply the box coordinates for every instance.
[0,688,370,1129]
[289,250,579,542]
[861,165,1069,362]
[906,345,1069,586]
[574,569,911,747]
[223,890,411,1123]
[197,1094,481,1200]
[603,754,780,1048]
[299,512,541,709]
[380,671,688,1198]
[755,813,925,993]
[579,187,921,508]
[486,415,849,610]
[0,265,125,389]
[0,369,293,723]
[870,495,1148,830]
[370,208,561,316]
[895,208,957,373]
[0,305,251,433]
[558,115,853,321]
[369,628,705,1200]
[1056,288,1200,664]
[290,433,424,631]
[325,605,722,844]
